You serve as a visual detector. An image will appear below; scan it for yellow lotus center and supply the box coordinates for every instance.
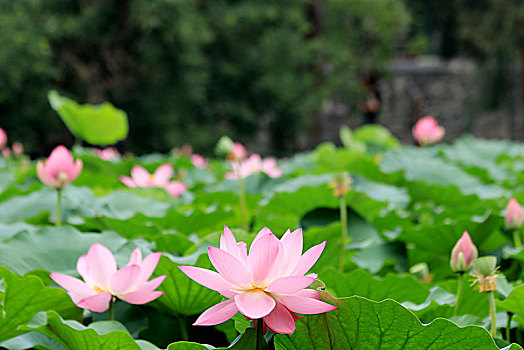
[93,285,105,293]
[150,174,155,181]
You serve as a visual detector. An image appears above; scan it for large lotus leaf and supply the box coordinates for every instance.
[0,266,81,343]
[48,90,128,146]
[22,311,144,350]
[96,190,171,220]
[353,124,400,149]
[0,222,37,243]
[439,277,489,319]
[151,248,222,316]
[150,207,235,236]
[274,294,521,350]
[0,227,130,275]
[321,268,429,304]
[167,328,257,349]
[497,285,524,318]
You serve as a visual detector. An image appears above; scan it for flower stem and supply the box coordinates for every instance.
[236,160,248,232]
[453,273,464,316]
[108,299,114,321]
[489,291,497,338]
[513,229,522,248]
[178,315,189,341]
[506,312,513,342]
[338,195,348,272]
[256,318,264,350]
[55,189,62,227]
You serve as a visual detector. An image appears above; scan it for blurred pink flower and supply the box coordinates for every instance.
[12,142,23,156]
[94,147,119,161]
[505,198,523,229]
[1,147,11,159]
[450,231,478,273]
[120,164,187,197]
[50,243,166,313]
[225,154,282,179]
[37,145,83,189]
[191,154,208,168]
[179,226,337,334]
[0,128,6,149]
[412,116,445,146]
[228,142,247,161]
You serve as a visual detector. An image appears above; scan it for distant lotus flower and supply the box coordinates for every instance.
[50,243,166,312]
[191,154,208,168]
[228,142,247,161]
[120,164,187,197]
[450,231,478,273]
[505,198,523,229]
[37,145,83,189]
[94,147,119,161]
[412,116,445,146]
[225,154,282,179]
[179,226,337,334]
[1,147,11,159]
[12,142,24,156]
[0,128,6,149]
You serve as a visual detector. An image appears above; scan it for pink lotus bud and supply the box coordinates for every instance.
[50,243,166,312]
[36,145,82,189]
[165,181,187,197]
[505,198,523,229]
[412,116,445,146]
[228,142,247,161]
[0,128,7,149]
[191,154,208,168]
[178,226,338,334]
[1,147,11,159]
[450,231,478,273]
[12,142,24,156]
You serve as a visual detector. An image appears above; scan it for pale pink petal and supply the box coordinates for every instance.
[135,275,167,292]
[136,252,162,286]
[178,266,236,293]
[66,159,83,182]
[50,273,95,299]
[265,276,315,294]
[118,291,164,304]
[191,154,207,168]
[235,290,276,319]
[110,265,141,295]
[119,175,137,188]
[131,165,152,187]
[76,292,112,313]
[278,295,338,315]
[37,161,57,188]
[247,233,283,287]
[292,241,326,276]
[280,229,303,275]
[251,227,273,247]
[208,247,251,288]
[237,242,248,263]
[76,255,92,286]
[127,248,142,266]
[263,302,296,334]
[165,181,187,197]
[86,243,117,290]
[295,288,321,300]
[193,299,239,326]
[46,146,74,177]
[153,163,174,187]
[220,226,239,255]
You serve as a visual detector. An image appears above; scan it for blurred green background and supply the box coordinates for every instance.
[0,0,521,156]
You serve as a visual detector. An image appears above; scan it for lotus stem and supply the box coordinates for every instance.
[513,229,522,248]
[256,318,264,350]
[453,273,464,316]
[178,315,189,341]
[236,160,248,231]
[506,312,513,342]
[489,291,497,338]
[56,189,62,227]
[338,195,348,272]
[108,299,114,321]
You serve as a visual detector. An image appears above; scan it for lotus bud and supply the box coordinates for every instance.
[0,128,7,149]
[412,116,445,146]
[215,136,234,157]
[505,198,523,229]
[450,231,478,273]
[12,142,24,156]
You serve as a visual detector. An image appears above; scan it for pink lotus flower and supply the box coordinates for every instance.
[94,147,119,161]
[450,231,478,273]
[1,147,11,159]
[179,226,337,334]
[37,145,83,189]
[412,116,445,146]
[50,243,166,313]
[0,128,6,149]
[228,142,247,161]
[120,164,187,197]
[12,142,24,156]
[505,198,523,229]
[191,154,208,168]
[225,154,282,179]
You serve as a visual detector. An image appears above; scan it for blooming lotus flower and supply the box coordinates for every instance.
[505,198,523,229]
[228,142,247,161]
[37,145,83,189]
[0,128,6,149]
[94,147,119,161]
[120,164,187,197]
[412,116,445,146]
[50,243,166,313]
[12,142,24,156]
[450,231,478,273]
[191,154,208,168]
[225,154,282,179]
[179,226,337,334]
